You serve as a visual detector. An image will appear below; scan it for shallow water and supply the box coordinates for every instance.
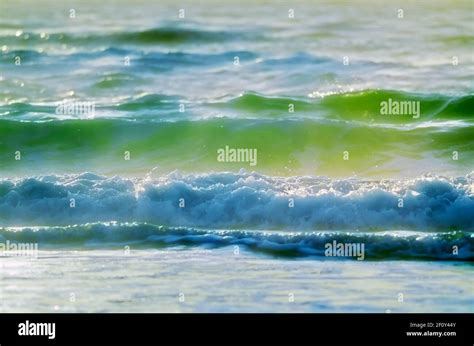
[0,248,472,313]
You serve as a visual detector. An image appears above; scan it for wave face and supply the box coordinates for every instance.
[0,223,471,260]
[1,1,473,179]
[1,172,473,231]
[0,90,473,178]
[1,90,473,121]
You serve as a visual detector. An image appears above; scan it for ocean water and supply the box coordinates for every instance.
[1,248,472,313]
[0,0,473,312]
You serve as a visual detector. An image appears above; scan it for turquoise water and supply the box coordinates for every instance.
[0,0,473,312]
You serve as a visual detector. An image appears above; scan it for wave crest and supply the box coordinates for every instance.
[1,172,473,231]
[0,223,471,260]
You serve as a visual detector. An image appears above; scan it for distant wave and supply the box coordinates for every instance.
[0,222,471,260]
[315,90,474,122]
[2,90,472,122]
[219,90,472,120]
[0,27,248,46]
[0,172,473,231]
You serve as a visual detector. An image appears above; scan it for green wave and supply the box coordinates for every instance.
[214,93,314,112]
[1,89,472,176]
[0,27,241,46]
[318,90,473,123]
[114,94,180,111]
[112,27,233,44]
[438,34,474,46]
[9,90,472,123]
[0,116,472,177]
[212,90,473,122]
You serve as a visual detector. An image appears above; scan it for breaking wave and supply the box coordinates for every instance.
[1,171,473,231]
[0,222,471,260]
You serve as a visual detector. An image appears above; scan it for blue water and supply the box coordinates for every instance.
[0,0,473,312]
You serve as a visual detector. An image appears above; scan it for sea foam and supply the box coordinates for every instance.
[0,171,473,231]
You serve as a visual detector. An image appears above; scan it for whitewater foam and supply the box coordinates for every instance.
[0,171,473,231]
